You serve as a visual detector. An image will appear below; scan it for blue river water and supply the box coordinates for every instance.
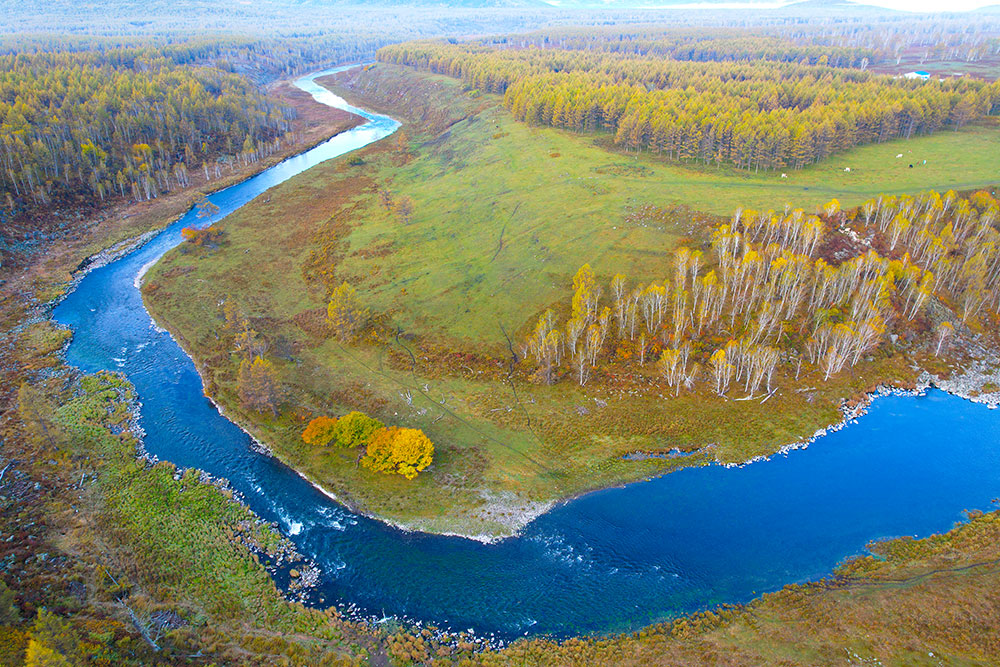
[52,65,1000,639]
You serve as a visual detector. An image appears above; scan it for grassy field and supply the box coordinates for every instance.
[312,66,1000,346]
[142,64,997,538]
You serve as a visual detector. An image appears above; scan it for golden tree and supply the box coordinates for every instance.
[658,348,683,396]
[330,411,384,448]
[935,321,954,356]
[194,192,220,222]
[395,130,410,153]
[238,356,280,416]
[362,427,434,480]
[327,282,368,341]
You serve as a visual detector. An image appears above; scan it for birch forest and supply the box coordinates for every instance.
[524,189,1000,395]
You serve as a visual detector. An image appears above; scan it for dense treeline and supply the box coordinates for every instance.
[489,21,1000,69]
[522,190,1000,395]
[0,33,398,82]
[0,2,635,81]
[774,19,1000,66]
[0,32,420,84]
[379,41,1000,171]
[0,48,294,209]
[491,28,877,68]
[0,35,390,82]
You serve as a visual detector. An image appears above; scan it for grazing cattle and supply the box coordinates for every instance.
[844,167,851,172]
[781,173,787,178]
[896,153,903,158]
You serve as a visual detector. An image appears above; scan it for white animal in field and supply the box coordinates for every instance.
[781,173,787,178]
[844,167,851,172]
[896,153,903,158]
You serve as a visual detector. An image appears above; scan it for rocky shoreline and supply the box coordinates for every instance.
[720,340,1000,471]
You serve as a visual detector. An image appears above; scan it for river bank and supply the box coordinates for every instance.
[153,280,1000,545]
[0,64,384,652]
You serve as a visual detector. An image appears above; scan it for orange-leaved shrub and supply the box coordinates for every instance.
[301,415,338,446]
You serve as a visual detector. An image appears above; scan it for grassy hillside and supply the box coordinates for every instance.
[142,64,998,538]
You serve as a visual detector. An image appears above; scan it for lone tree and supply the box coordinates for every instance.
[935,321,954,356]
[395,130,409,153]
[658,347,684,396]
[823,198,841,218]
[362,427,434,480]
[194,192,220,223]
[327,282,368,341]
[238,356,280,416]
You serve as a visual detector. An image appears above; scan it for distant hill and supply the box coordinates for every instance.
[285,0,554,6]
[541,0,793,6]
[783,0,867,8]
[0,0,914,10]
[2,0,967,16]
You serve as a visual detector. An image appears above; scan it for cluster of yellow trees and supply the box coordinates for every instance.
[858,190,1000,323]
[498,27,876,68]
[220,285,432,481]
[0,48,294,210]
[524,190,1000,396]
[378,41,999,171]
[302,411,434,480]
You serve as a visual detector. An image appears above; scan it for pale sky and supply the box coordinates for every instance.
[557,0,1000,11]
[857,0,997,10]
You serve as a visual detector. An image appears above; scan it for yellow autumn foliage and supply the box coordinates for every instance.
[327,281,368,341]
[362,426,434,480]
[301,415,338,446]
[24,638,72,667]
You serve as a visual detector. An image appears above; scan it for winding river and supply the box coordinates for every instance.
[52,65,1000,639]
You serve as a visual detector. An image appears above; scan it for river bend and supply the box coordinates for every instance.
[52,65,1000,638]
